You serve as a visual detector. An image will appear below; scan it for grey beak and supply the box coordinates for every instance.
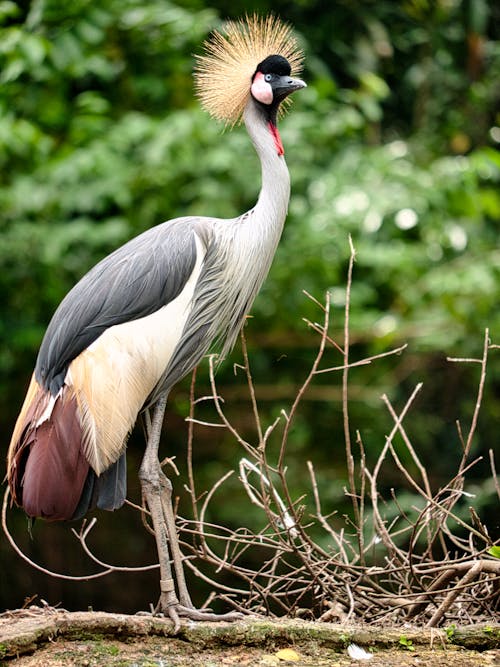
[272,75,307,101]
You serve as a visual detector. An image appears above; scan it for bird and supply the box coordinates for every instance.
[7,14,305,629]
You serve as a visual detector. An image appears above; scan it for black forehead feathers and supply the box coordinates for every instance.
[255,54,291,77]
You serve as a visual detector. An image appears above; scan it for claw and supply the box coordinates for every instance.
[166,604,181,634]
[175,605,245,623]
[156,601,244,631]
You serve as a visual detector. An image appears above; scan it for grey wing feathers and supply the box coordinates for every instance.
[36,218,206,395]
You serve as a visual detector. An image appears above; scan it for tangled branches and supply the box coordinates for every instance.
[174,238,499,626]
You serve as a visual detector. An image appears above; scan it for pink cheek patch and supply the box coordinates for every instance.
[251,71,273,105]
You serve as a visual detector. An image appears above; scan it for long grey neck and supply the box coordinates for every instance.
[243,99,291,231]
[174,98,293,369]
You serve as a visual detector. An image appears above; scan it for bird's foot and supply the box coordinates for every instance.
[154,581,244,633]
[165,603,244,632]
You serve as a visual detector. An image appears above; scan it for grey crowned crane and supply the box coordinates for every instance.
[7,15,305,628]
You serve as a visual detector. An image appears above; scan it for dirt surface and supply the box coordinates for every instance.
[1,609,499,666]
[5,636,500,667]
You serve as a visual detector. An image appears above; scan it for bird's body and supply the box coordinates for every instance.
[7,15,305,626]
[8,99,291,521]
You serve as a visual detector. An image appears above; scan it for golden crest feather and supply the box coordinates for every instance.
[194,14,303,126]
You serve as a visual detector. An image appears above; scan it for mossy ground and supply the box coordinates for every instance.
[1,611,498,666]
[5,635,500,667]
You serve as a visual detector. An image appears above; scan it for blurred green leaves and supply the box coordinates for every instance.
[1,0,499,461]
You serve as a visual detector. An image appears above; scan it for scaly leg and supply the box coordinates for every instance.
[139,394,181,630]
[159,474,193,608]
[139,393,243,630]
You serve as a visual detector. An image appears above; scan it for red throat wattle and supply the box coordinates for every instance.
[268,122,284,156]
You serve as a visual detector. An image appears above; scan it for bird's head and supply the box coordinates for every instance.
[250,54,306,123]
[194,15,305,127]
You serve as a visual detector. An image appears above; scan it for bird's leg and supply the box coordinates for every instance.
[139,394,181,628]
[140,393,244,628]
[159,474,194,609]
[141,394,192,612]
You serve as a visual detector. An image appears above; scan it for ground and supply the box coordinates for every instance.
[0,610,498,666]
[5,636,500,667]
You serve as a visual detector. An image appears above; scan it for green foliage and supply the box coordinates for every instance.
[398,635,415,651]
[1,1,499,383]
[445,624,457,641]
[0,0,218,389]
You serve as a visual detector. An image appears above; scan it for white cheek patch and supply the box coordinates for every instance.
[251,72,273,105]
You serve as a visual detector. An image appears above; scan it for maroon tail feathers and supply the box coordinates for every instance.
[7,376,90,521]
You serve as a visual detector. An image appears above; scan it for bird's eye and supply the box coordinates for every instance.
[264,73,273,82]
